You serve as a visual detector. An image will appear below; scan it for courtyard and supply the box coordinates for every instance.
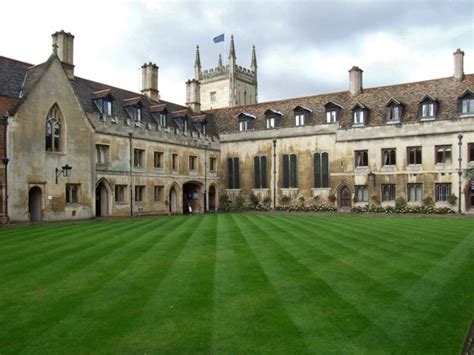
[0,214,473,353]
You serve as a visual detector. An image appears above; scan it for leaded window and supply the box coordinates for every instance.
[282,154,298,188]
[314,152,329,188]
[227,157,240,189]
[254,156,268,188]
[45,105,62,152]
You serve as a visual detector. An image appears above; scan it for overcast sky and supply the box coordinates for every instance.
[1,0,473,105]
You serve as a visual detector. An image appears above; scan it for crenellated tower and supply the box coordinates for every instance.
[186,35,258,111]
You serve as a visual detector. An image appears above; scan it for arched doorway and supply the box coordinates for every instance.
[183,182,202,214]
[28,186,42,222]
[169,186,177,214]
[339,185,352,208]
[465,178,474,211]
[208,185,216,212]
[95,181,110,217]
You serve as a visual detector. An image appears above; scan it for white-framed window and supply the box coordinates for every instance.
[353,110,365,125]
[386,105,402,123]
[96,144,109,165]
[295,114,305,126]
[421,102,435,118]
[355,185,368,202]
[435,145,452,164]
[326,110,337,123]
[408,184,423,202]
[239,120,248,131]
[266,117,275,129]
[436,183,451,202]
[65,184,80,204]
[461,95,474,114]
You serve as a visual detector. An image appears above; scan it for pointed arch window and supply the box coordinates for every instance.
[45,105,62,152]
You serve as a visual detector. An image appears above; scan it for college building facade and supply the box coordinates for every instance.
[0,31,473,222]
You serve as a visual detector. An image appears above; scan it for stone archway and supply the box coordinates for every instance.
[183,181,203,214]
[208,185,216,212]
[169,186,178,214]
[95,179,111,217]
[28,186,42,222]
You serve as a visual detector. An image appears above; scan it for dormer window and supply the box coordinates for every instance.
[352,103,368,126]
[150,104,168,127]
[92,90,115,117]
[174,117,188,132]
[266,117,275,129]
[159,113,167,126]
[460,91,474,115]
[264,109,283,130]
[237,112,256,132]
[124,98,143,123]
[293,105,312,127]
[192,115,207,134]
[419,96,438,120]
[385,99,403,123]
[325,102,342,124]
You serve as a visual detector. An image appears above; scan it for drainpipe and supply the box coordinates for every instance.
[273,138,277,209]
[129,132,133,217]
[458,134,463,214]
[2,111,9,223]
[204,141,208,213]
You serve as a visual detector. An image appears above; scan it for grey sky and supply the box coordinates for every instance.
[1,0,473,104]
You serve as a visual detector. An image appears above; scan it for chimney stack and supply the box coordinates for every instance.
[52,30,75,79]
[186,79,201,113]
[141,63,159,101]
[349,66,363,95]
[453,48,464,81]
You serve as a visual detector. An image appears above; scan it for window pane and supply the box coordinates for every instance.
[322,152,329,187]
[314,153,321,188]
[261,156,268,189]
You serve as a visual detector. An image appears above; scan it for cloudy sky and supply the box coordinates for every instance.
[1,0,473,105]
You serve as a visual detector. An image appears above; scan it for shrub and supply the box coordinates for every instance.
[327,193,336,204]
[448,193,457,206]
[395,197,406,210]
[423,196,434,207]
[263,196,272,207]
[249,193,260,206]
[235,194,246,210]
[279,195,291,205]
[351,204,455,214]
[298,196,305,205]
[371,195,381,205]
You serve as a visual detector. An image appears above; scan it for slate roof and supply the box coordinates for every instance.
[0,55,218,136]
[209,74,474,134]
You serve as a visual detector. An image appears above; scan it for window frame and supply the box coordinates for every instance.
[355,150,369,167]
[266,117,275,129]
[154,185,164,202]
[96,144,110,165]
[239,120,249,131]
[65,184,80,204]
[254,155,268,189]
[382,148,396,166]
[407,146,422,165]
[386,104,402,123]
[295,113,306,126]
[171,153,179,171]
[189,155,197,171]
[133,149,145,168]
[381,184,396,202]
[115,185,127,203]
[468,143,474,162]
[435,183,451,202]
[134,185,145,203]
[355,185,368,202]
[460,93,474,115]
[408,183,423,202]
[153,151,163,169]
[435,145,452,164]
[282,154,298,188]
[227,157,240,189]
[45,105,62,153]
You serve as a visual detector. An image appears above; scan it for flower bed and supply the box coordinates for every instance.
[351,204,455,214]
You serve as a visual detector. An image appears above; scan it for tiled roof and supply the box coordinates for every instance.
[0,56,30,98]
[209,74,474,134]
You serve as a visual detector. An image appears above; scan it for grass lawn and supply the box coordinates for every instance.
[0,214,473,354]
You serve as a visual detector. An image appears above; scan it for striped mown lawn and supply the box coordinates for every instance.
[0,214,473,353]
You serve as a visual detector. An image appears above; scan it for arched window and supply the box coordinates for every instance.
[45,105,62,152]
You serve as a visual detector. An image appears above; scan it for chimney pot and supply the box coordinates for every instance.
[349,66,363,95]
[52,30,75,79]
[141,62,159,101]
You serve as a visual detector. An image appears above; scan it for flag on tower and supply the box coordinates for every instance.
[213,34,225,43]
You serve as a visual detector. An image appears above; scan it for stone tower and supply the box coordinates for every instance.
[188,35,258,111]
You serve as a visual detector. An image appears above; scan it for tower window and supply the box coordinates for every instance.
[45,105,62,152]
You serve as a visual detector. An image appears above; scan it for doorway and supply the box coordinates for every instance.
[28,186,42,222]
[95,181,109,217]
[169,186,177,214]
[339,185,352,208]
[183,182,202,214]
[208,185,216,211]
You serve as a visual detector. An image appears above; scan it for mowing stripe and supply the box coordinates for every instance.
[253,214,405,319]
[234,214,375,353]
[211,214,308,354]
[0,219,193,352]
[356,229,474,351]
[105,214,217,353]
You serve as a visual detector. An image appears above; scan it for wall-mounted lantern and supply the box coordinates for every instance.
[55,164,72,184]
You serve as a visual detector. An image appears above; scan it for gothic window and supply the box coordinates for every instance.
[314,152,329,188]
[407,146,422,165]
[282,154,298,188]
[254,156,268,189]
[45,105,62,152]
[227,157,240,189]
[382,184,396,201]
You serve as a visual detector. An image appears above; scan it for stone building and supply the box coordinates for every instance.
[0,31,473,223]
[190,35,258,110]
[0,30,219,223]
[211,50,474,213]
